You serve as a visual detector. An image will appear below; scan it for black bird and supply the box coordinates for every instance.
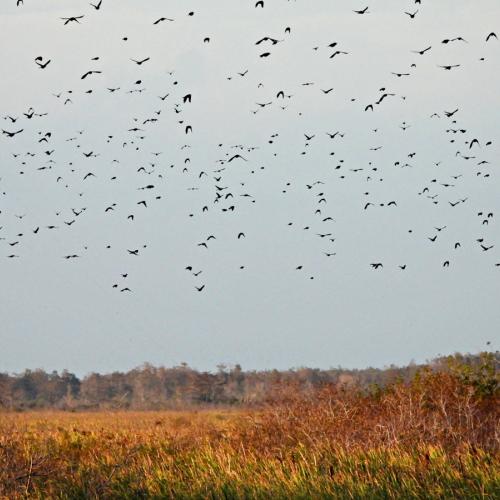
[412,46,431,55]
[2,129,23,138]
[81,70,102,80]
[35,57,51,69]
[90,0,102,10]
[370,263,383,269]
[354,7,369,14]
[154,17,174,24]
[61,16,84,25]
[256,37,281,45]
[376,93,395,104]
[330,51,348,58]
[486,32,498,42]
[438,64,460,70]
[228,154,247,162]
[131,57,150,65]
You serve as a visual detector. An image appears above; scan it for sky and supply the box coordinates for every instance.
[0,0,499,376]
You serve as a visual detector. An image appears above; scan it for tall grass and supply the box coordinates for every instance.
[0,364,498,498]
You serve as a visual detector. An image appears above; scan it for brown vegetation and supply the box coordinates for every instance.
[0,354,498,498]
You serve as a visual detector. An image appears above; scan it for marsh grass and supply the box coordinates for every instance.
[0,366,498,498]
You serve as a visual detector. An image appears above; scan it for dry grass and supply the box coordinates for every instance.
[0,368,498,499]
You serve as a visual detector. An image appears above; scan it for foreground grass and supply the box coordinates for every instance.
[0,367,498,498]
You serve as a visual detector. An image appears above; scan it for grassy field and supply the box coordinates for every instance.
[0,367,498,498]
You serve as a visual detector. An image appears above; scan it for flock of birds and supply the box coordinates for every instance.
[1,0,499,295]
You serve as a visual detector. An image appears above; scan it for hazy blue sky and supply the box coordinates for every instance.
[0,0,499,375]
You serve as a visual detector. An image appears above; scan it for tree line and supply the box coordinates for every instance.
[0,353,496,410]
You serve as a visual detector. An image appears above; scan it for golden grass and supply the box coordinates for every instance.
[0,369,498,499]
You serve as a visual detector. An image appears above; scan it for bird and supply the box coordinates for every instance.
[228,154,247,162]
[256,37,281,46]
[90,0,102,10]
[35,57,51,69]
[2,129,23,138]
[438,64,461,70]
[81,70,102,80]
[481,244,494,252]
[131,57,150,65]
[486,32,498,42]
[154,17,174,24]
[370,263,383,269]
[60,16,84,25]
[412,46,431,55]
[354,7,369,14]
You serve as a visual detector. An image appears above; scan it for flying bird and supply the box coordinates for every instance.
[60,16,84,25]
[81,70,102,80]
[131,57,150,65]
[154,17,174,24]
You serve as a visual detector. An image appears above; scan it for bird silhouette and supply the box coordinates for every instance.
[154,17,174,24]
[131,57,150,65]
[61,16,84,25]
[81,70,102,80]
